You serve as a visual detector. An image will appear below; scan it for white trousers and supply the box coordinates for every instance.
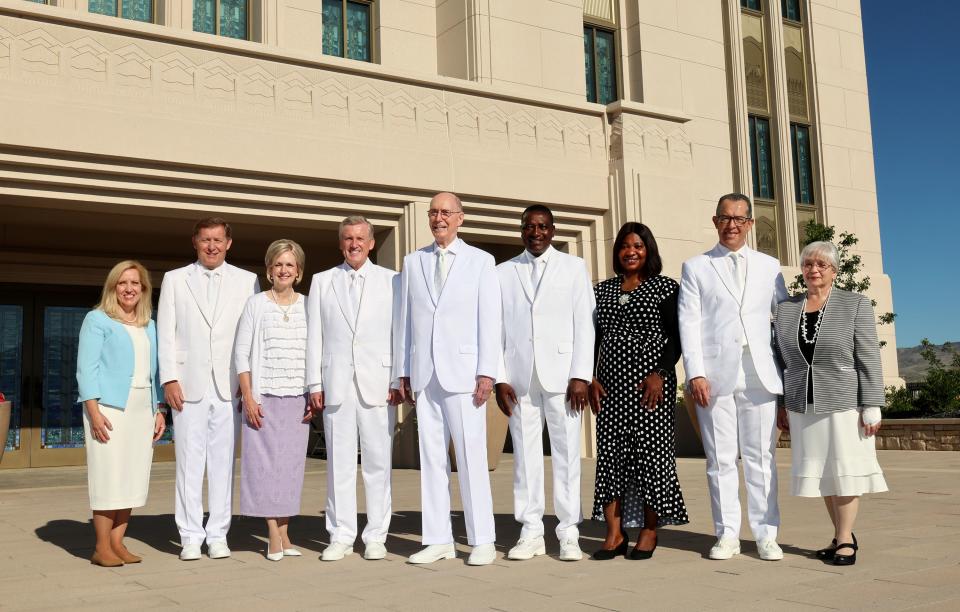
[418,375,496,546]
[696,349,780,541]
[508,373,582,541]
[323,382,396,545]
[173,388,239,546]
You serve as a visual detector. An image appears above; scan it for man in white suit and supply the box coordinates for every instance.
[494,204,594,562]
[395,192,501,566]
[678,193,788,562]
[306,216,400,562]
[158,218,259,561]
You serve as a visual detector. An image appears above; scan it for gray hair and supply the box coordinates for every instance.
[339,215,374,239]
[800,240,839,271]
[716,193,753,218]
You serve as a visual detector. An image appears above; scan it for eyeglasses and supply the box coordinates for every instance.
[521,223,554,232]
[427,209,462,219]
[716,215,752,226]
[801,261,834,271]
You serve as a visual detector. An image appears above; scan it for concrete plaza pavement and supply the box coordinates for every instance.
[1,449,959,611]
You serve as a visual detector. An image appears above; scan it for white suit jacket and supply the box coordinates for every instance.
[393,238,502,394]
[158,261,259,402]
[495,246,596,396]
[677,244,787,397]
[305,261,399,407]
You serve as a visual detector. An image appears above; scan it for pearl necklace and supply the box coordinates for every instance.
[271,289,295,322]
[800,298,826,345]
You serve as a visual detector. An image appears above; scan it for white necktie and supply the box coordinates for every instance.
[349,270,361,319]
[205,270,220,313]
[435,248,448,294]
[729,251,744,296]
[531,257,542,294]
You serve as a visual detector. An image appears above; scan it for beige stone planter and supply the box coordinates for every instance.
[392,398,510,471]
[0,401,10,463]
[777,418,960,451]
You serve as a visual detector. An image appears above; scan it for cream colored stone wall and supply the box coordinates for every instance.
[0,0,901,460]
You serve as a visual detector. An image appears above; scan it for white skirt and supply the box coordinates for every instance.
[789,407,888,498]
[83,386,155,510]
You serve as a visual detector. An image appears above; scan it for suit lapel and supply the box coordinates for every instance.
[709,254,742,306]
[514,260,534,304]
[186,264,213,327]
[331,266,357,332]
[420,249,439,306]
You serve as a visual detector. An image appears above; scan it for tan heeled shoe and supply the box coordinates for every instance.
[91,551,124,567]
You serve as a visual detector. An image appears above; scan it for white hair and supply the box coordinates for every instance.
[800,240,839,271]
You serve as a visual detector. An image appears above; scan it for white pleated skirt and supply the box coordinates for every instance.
[83,386,155,510]
[788,407,888,498]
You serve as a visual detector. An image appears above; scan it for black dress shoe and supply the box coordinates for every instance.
[628,537,658,560]
[593,530,629,560]
[832,534,858,566]
[815,538,837,560]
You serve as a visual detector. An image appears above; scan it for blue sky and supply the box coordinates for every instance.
[862,4,959,348]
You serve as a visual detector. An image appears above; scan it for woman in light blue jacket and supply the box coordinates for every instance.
[77,260,166,567]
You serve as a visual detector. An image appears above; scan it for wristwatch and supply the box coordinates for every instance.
[653,368,669,379]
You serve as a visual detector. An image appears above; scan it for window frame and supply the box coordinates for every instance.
[323,0,376,63]
[194,0,253,40]
[740,0,763,15]
[583,19,620,106]
[781,0,803,24]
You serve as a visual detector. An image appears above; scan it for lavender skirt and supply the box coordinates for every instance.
[240,394,310,517]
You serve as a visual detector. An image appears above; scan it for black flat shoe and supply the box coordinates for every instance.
[815,538,837,560]
[832,535,858,566]
[628,537,658,560]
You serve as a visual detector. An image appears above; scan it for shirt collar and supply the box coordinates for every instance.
[434,237,462,255]
[524,244,555,264]
[716,243,748,258]
[196,261,224,273]
[341,259,371,278]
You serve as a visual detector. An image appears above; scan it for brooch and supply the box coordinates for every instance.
[618,294,630,305]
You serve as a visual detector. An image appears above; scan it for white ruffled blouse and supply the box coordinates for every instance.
[260,300,307,396]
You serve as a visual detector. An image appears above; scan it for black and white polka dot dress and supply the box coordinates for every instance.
[591,275,689,528]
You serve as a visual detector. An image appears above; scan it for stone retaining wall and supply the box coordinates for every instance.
[777,418,960,451]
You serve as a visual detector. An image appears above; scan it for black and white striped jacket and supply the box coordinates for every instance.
[773,289,884,414]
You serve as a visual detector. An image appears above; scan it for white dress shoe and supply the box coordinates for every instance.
[283,548,302,557]
[266,550,283,562]
[364,542,387,560]
[467,543,497,566]
[559,538,583,561]
[709,537,741,560]
[757,539,784,561]
[321,542,354,561]
[179,545,201,561]
[408,543,456,564]
[207,542,231,559]
[507,537,546,560]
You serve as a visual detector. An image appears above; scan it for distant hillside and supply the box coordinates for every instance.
[897,341,960,384]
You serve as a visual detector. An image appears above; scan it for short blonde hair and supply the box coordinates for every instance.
[800,240,840,271]
[265,239,305,285]
[97,260,152,327]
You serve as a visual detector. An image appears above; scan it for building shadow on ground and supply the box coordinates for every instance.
[36,509,814,562]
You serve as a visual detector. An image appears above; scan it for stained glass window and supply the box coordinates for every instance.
[193,0,248,39]
[88,0,154,23]
[323,0,372,62]
[749,115,774,200]
[782,0,801,22]
[0,306,22,451]
[584,25,618,105]
[791,123,814,204]
[41,307,88,449]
